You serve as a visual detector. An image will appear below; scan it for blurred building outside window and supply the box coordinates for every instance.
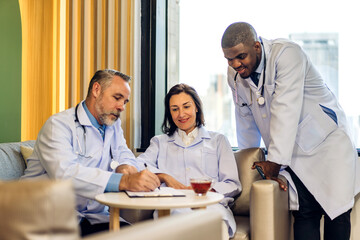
[166,0,360,148]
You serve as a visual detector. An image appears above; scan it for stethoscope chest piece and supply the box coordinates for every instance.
[257,96,265,105]
[110,160,119,170]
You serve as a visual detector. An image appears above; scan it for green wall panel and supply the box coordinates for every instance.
[0,0,22,143]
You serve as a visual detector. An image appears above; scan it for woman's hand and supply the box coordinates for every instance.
[157,173,192,189]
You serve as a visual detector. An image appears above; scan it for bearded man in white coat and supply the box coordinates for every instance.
[221,22,360,240]
[22,69,160,236]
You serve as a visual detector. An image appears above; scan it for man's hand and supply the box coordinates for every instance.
[119,169,160,192]
[115,164,138,174]
[157,173,192,190]
[252,161,287,191]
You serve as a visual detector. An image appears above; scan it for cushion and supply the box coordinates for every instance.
[20,145,34,167]
[0,140,35,180]
[0,180,79,240]
[231,148,265,216]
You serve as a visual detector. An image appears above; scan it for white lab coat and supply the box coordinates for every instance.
[228,37,360,219]
[136,127,241,237]
[22,100,138,224]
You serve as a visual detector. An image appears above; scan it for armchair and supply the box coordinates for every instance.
[231,148,289,240]
[231,147,360,240]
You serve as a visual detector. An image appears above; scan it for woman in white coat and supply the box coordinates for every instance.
[136,83,241,239]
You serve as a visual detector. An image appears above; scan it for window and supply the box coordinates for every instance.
[138,0,360,152]
[166,0,360,148]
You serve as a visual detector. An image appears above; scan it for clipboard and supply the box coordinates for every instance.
[125,187,186,198]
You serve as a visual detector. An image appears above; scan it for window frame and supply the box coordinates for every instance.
[138,0,167,151]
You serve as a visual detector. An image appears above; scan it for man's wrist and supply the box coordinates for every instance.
[118,174,129,191]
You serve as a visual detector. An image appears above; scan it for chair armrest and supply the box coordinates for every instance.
[250,179,290,240]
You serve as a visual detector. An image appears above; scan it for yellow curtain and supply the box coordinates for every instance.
[19,0,134,144]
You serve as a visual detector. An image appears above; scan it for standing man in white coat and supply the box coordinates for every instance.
[22,69,160,236]
[221,22,359,240]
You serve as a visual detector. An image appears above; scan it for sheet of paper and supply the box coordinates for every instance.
[125,187,186,198]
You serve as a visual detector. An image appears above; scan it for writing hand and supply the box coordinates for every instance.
[115,164,138,174]
[119,169,160,192]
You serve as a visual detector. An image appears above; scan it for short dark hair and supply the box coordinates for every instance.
[86,69,131,98]
[221,22,258,49]
[162,83,205,136]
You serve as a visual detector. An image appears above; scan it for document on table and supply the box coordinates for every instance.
[125,187,186,198]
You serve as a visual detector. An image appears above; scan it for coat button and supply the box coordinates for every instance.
[262,113,267,118]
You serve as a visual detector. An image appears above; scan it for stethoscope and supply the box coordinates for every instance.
[74,103,119,170]
[234,41,266,106]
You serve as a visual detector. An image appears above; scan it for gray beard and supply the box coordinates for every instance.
[98,113,118,126]
[94,96,119,126]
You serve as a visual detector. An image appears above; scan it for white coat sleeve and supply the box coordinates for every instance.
[211,134,242,198]
[267,45,306,165]
[34,115,112,199]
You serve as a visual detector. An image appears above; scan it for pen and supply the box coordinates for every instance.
[144,163,160,190]
[255,165,266,179]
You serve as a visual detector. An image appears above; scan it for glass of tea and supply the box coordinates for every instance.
[190,177,213,196]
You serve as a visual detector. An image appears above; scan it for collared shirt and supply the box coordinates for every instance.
[82,102,106,139]
[250,41,265,86]
[254,40,265,75]
[82,101,121,192]
[178,127,199,146]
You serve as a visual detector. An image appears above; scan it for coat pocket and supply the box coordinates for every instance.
[237,103,252,117]
[295,114,337,153]
[202,148,218,178]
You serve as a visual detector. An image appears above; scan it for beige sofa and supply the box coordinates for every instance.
[232,147,360,240]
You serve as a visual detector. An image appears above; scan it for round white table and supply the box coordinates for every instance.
[95,189,224,231]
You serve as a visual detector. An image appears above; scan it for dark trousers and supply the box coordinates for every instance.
[79,218,130,237]
[287,168,352,240]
